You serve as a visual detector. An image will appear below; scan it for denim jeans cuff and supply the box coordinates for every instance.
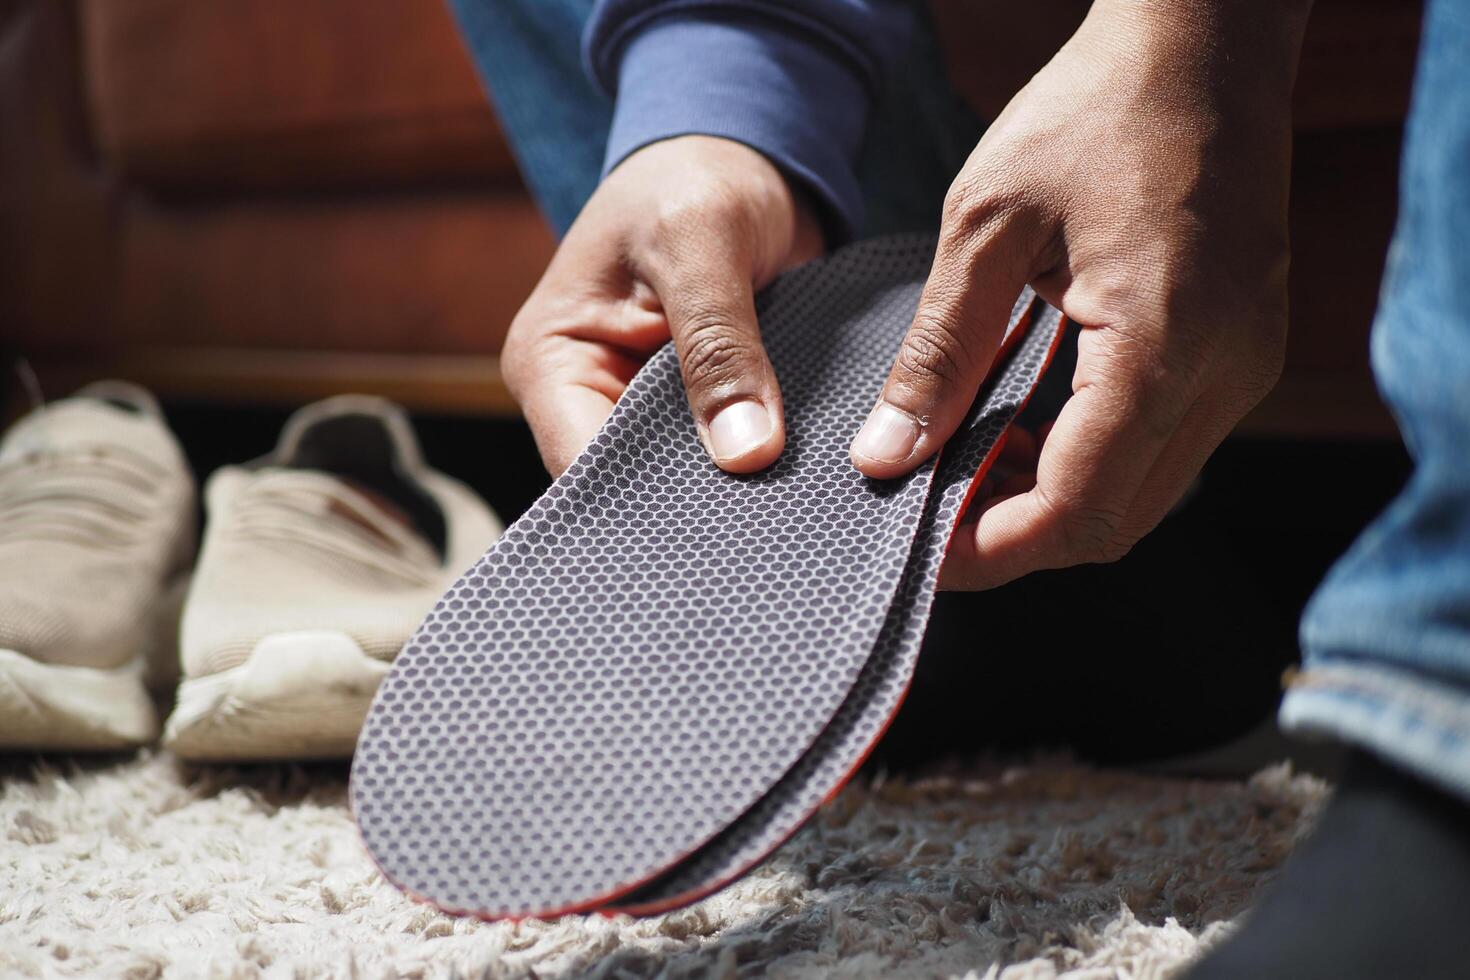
[1281,660,1470,803]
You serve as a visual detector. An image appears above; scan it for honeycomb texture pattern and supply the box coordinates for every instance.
[617,302,1067,912]
[354,237,953,918]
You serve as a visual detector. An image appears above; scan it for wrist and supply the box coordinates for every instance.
[1090,0,1314,31]
[1078,0,1312,107]
[599,15,867,244]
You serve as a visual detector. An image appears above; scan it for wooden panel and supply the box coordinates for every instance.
[79,0,516,188]
[12,347,518,419]
[9,189,555,354]
[0,0,115,337]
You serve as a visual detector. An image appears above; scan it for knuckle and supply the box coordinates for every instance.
[1114,514,1163,554]
[502,291,613,400]
[678,315,752,395]
[934,173,1044,291]
[1199,309,1288,415]
[940,169,1024,248]
[651,183,751,252]
[940,170,992,228]
[501,299,579,392]
[894,315,976,391]
[1088,338,1199,441]
[1049,497,1131,565]
[500,319,538,394]
[1233,354,1284,411]
[1244,324,1288,393]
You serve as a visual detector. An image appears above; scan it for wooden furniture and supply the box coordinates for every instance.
[0,0,1421,437]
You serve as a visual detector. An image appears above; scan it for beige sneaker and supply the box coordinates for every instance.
[0,382,196,751]
[163,396,502,761]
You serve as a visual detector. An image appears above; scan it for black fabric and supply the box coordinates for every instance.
[1186,750,1470,980]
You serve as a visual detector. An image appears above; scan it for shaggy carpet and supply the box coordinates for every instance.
[0,752,1325,979]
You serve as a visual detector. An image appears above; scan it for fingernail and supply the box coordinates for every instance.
[853,403,920,464]
[708,399,773,461]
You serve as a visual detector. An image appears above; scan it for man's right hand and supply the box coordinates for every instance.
[502,135,823,478]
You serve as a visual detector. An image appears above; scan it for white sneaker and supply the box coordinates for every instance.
[163,396,502,761]
[0,382,196,750]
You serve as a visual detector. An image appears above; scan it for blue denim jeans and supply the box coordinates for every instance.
[453,0,1470,799]
[1280,0,1470,801]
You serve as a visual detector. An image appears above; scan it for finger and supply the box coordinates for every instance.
[851,191,1039,478]
[938,343,1197,589]
[971,425,1039,501]
[505,239,671,477]
[513,339,647,477]
[1110,382,1261,541]
[940,385,1244,589]
[642,235,785,474]
[525,385,617,479]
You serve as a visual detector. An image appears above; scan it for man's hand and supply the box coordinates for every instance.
[503,135,822,477]
[848,0,1310,590]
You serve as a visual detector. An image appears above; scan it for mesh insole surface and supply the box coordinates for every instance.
[616,300,1065,913]
[351,236,1067,919]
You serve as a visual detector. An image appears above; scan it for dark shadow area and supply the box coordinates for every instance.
[878,436,1411,771]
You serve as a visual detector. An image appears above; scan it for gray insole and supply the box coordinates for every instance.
[351,236,1066,918]
[616,299,1064,912]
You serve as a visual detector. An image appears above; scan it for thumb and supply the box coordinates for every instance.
[642,235,786,474]
[851,201,1038,479]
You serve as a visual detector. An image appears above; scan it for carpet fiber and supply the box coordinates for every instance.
[1,752,1325,979]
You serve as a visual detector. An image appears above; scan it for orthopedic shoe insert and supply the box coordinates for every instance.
[351,235,1068,919]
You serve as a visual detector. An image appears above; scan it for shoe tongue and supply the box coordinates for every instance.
[267,396,447,559]
[0,395,167,465]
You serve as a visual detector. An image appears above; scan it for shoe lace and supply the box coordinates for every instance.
[0,444,166,550]
[226,470,441,587]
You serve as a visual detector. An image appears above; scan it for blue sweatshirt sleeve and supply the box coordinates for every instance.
[584,1,915,243]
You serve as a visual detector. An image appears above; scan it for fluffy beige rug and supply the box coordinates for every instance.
[0,752,1325,979]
